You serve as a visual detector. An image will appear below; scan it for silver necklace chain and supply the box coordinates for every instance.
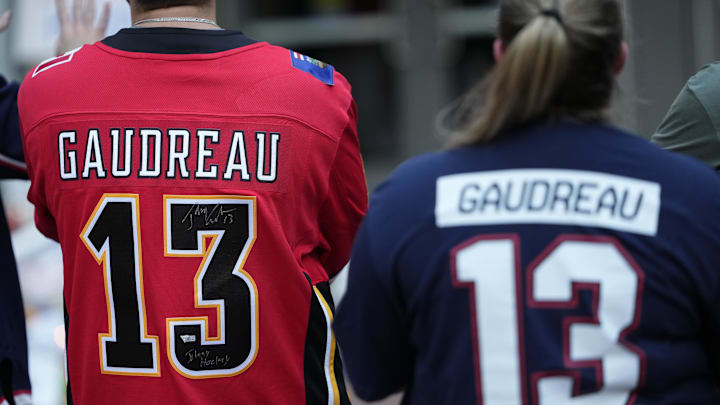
[132,17,220,27]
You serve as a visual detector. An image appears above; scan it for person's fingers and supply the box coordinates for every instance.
[82,0,94,25]
[73,0,82,23]
[56,0,69,25]
[0,11,11,33]
[79,0,91,24]
[97,2,111,34]
[87,0,95,21]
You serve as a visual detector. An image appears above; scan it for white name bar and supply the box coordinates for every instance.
[436,169,661,236]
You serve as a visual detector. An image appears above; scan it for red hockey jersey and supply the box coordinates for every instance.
[18,28,367,405]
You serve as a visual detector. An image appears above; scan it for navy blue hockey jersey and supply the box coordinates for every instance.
[0,74,31,405]
[335,121,720,405]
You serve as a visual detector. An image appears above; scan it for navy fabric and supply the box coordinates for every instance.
[0,76,24,178]
[335,121,720,404]
[0,74,31,403]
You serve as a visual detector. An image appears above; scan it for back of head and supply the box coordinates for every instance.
[453,0,624,146]
[132,0,211,11]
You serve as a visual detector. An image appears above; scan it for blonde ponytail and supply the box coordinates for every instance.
[471,14,568,142]
[449,0,624,147]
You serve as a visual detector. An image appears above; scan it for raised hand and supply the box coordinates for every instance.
[55,0,111,55]
[0,10,11,33]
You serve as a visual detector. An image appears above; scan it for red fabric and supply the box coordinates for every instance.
[18,42,367,404]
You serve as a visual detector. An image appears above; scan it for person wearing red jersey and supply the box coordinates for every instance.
[17,0,367,403]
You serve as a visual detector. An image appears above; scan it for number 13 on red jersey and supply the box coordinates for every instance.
[81,194,258,379]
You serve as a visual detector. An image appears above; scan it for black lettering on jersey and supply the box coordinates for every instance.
[196,129,220,179]
[504,181,528,212]
[59,131,78,181]
[527,180,551,212]
[167,129,191,179]
[481,183,502,212]
[574,182,598,215]
[596,187,618,216]
[620,191,644,221]
[457,178,650,225]
[550,181,574,212]
[139,129,163,178]
[256,132,280,183]
[110,128,133,178]
[459,184,479,213]
[223,131,252,182]
[82,129,107,179]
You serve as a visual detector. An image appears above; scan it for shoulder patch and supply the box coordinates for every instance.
[290,50,334,86]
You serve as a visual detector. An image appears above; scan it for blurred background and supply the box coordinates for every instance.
[1,0,720,404]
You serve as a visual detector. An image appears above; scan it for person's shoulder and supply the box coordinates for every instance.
[18,45,100,129]
[19,44,111,105]
[363,153,446,254]
[501,121,720,212]
[687,61,720,90]
[659,145,720,201]
[609,125,720,217]
[684,61,720,110]
[237,43,355,139]
[370,152,453,215]
[250,43,352,97]
[602,124,719,180]
[21,45,99,87]
[384,152,450,187]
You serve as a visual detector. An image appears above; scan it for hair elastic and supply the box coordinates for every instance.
[541,9,564,24]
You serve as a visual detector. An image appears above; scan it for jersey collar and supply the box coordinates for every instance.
[101,28,258,54]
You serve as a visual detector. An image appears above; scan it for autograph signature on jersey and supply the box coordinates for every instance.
[181,204,236,230]
[184,348,232,369]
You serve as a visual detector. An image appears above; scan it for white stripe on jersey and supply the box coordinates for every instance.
[0,153,27,171]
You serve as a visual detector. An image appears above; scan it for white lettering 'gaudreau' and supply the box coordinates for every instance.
[436,169,662,236]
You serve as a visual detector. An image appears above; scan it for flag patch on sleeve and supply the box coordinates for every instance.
[290,51,335,86]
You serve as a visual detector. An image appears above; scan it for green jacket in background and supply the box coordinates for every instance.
[652,62,720,170]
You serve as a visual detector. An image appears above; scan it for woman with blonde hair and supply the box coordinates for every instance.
[335,0,720,403]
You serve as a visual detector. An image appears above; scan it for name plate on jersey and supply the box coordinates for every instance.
[436,169,661,236]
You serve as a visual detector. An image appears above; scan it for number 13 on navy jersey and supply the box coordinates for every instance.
[452,235,644,404]
[335,166,670,404]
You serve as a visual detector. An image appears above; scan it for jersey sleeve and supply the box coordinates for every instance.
[333,215,414,401]
[651,65,720,170]
[0,75,27,179]
[333,154,440,400]
[316,100,368,278]
[17,81,58,241]
[29,194,58,241]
